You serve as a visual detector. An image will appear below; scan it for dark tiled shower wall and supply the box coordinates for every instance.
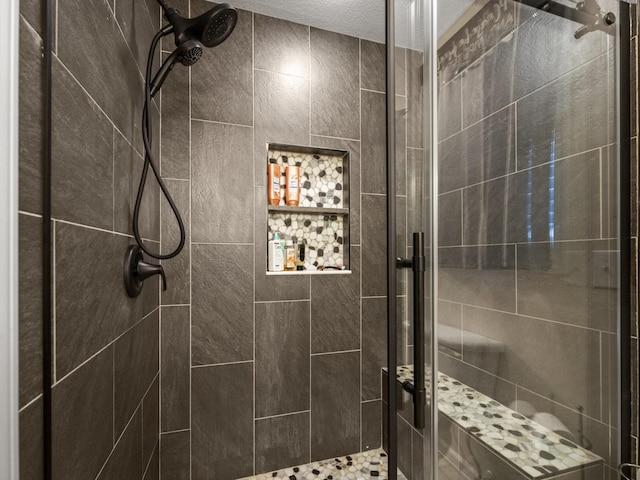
[157,3,396,479]
[18,0,162,479]
[631,4,639,469]
[433,4,620,478]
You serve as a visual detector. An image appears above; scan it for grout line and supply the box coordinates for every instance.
[52,221,57,383]
[18,210,43,219]
[251,11,257,475]
[19,393,44,413]
[255,299,310,304]
[161,427,191,435]
[310,349,360,357]
[308,24,312,464]
[191,359,254,369]
[190,117,253,129]
[191,241,255,246]
[188,26,193,477]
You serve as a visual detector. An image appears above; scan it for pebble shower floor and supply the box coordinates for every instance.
[237,448,409,480]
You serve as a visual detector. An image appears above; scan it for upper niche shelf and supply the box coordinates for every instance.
[267,205,349,215]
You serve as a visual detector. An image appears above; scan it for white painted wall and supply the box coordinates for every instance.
[0,0,20,477]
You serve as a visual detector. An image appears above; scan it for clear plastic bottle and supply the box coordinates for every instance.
[268,233,284,272]
[284,239,296,271]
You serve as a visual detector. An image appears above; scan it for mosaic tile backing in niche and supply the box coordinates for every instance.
[268,213,345,270]
[394,366,603,479]
[237,448,407,480]
[268,147,347,209]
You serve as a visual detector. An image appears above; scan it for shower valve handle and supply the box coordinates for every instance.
[124,245,168,298]
[137,258,167,291]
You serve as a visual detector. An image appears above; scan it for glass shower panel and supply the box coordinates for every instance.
[435,1,620,479]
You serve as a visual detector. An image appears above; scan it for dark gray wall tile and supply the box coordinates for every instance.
[19,17,44,214]
[360,40,385,93]
[114,311,160,439]
[412,429,425,480]
[55,222,158,378]
[362,297,387,401]
[191,9,253,125]
[311,247,360,354]
[362,194,387,297]
[254,14,309,77]
[52,347,113,480]
[97,410,143,480]
[161,180,190,305]
[255,186,311,301]
[51,58,114,230]
[255,412,310,473]
[160,53,190,180]
[114,131,160,241]
[254,69,309,186]
[439,191,462,247]
[362,400,382,451]
[310,28,360,139]
[464,305,602,422]
[311,352,360,461]
[517,240,617,332]
[516,54,613,170]
[439,105,516,194]
[160,431,190,480]
[361,90,386,195]
[191,121,253,243]
[20,398,44,480]
[161,306,190,432]
[309,136,361,245]
[439,245,516,313]
[438,77,462,141]
[143,377,160,466]
[20,0,44,37]
[255,301,310,417]
[192,363,253,480]
[115,0,158,73]
[192,244,253,365]
[144,444,159,480]
[407,49,424,149]
[397,416,412,478]
[407,148,429,236]
[19,215,43,407]
[57,0,144,150]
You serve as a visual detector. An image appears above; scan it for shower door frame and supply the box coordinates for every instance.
[385,1,634,479]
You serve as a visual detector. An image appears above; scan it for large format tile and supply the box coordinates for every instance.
[19,17,44,214]
[517,240,616,332]
[255,301,310,417]
[438,76,462,141]
[51,57,114,230]
[52,347,113,480]
[192,244,253,364]
[161,306,190,432]
[55,222,158,378]
[191,9,253,125]
[115,0,158,74]
[407,49,424,149]
[438,191,462,247]
[97,410,143,480]
[160,51,190,180]
[362,400,382,451]
[439,245,516,313]
[439,105,516,194]
[310,246,360,354]
[160,179,190,306]
[362,297,387,401]
[255,412,311,473]
[19,397,44,480]
[254,69,309,186]
[192,363,253,480]
[191,121,253,243]
[20,0,44,37]
[19,215,43,407]
[463,305,602,422]
[114,311,159,439]
[361,90,386,195]
[57,0,144,150]
[160,431,190,480]
[143,377,160,466]
[311,352,360,461]
[113,130,160,241]
[254,13,309,77]
[310,28,360,140]
[144,445,160,480]
[516,54,613,170]
[361,40,385,93]
[362,194,387,297]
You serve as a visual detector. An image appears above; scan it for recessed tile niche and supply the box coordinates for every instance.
[266,143,350,273]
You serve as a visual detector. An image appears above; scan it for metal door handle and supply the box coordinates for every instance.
[396,231,426,429]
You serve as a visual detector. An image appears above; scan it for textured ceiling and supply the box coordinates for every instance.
[217,0,476,46]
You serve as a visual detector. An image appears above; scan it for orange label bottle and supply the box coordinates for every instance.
[285,166,300,206]
[267,163,281,206]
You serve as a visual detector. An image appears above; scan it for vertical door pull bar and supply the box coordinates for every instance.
[396,231,426,429]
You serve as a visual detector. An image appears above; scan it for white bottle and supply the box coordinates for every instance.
[268,233,284,272]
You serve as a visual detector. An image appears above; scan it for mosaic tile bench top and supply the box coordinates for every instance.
[237,448,408,480]
[395,365,603,479]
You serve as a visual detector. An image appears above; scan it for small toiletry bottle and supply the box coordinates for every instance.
[268,233,284,272]
[285,240,296,271]
[285,166,300,206]
[296,242,305,271]
[267,160,281,206]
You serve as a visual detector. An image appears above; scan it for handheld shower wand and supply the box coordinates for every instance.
[124,1,238,298]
